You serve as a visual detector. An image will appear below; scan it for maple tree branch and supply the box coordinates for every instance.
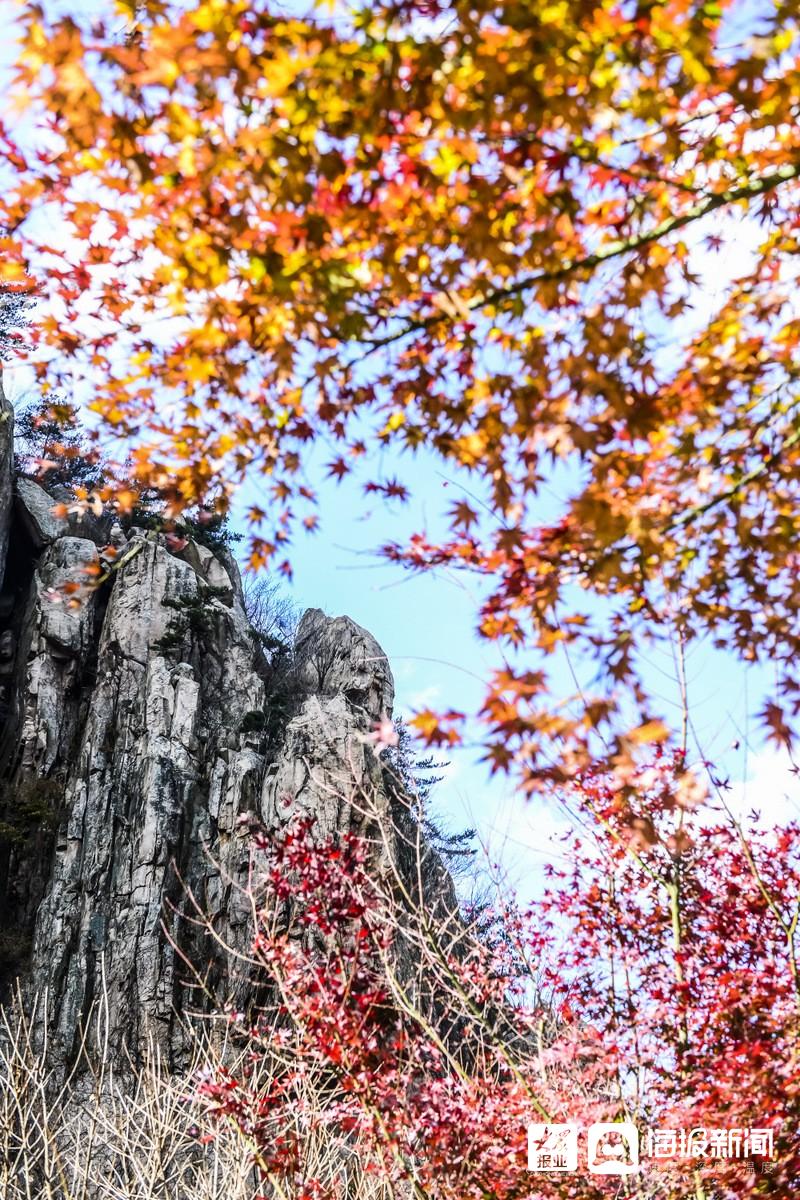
[377,126,704,194]
[558,138,704,196]
[95,538,144,587]
[589,407,800,571]
[706,769,800,1013]
[667,421,800,535]
[363,162,800,352]
[617,100,736,146]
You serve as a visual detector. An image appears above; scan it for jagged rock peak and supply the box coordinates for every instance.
[296,607,394,719]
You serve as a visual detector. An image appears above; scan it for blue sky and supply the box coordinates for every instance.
[2,0,799,905]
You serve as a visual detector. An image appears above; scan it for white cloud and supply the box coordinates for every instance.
[713,747,800,830]
[403,684,442,711]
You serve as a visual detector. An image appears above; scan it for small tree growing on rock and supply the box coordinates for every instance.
[13,395,103,491]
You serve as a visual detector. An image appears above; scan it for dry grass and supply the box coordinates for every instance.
[0,983,400,1200]
[0,990,265,1200]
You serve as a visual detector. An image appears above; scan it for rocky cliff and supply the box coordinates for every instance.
[0,376,457,1070]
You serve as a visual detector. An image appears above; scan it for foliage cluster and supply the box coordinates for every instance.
[194,780,800,1200]
[0,284,32,363]
[14,396,244,563]
[13,398,104,492]
[6,0,800,780]
[154,584,232,655]
[0,776,64,847]
[384,716,477,880]
[176,511,242,555]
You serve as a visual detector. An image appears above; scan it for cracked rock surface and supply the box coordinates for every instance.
[0,415,456,1069]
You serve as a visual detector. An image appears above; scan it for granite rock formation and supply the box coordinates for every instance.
[0,379,456,1070]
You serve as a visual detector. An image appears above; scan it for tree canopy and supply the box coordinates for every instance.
[4,0,800,788]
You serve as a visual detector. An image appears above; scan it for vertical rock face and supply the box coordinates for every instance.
[20,535,269,1065]
[0,376,13,589]
[0,431,456,1070]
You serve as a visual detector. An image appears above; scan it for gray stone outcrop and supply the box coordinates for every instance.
[0,435,456,1071]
